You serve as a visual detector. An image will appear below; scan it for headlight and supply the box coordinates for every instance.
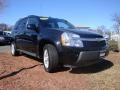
[61,32,83,47]
[0,37,5,40]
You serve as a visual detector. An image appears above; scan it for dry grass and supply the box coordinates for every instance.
[0,51,120,90]
[87,52,120,90]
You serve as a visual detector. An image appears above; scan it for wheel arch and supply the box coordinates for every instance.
[38,39,59,58]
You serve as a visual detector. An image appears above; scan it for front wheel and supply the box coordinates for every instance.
[43,44,59,73]
[11,42,20,56]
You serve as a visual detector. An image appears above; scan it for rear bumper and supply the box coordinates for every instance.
[59,46,107,66]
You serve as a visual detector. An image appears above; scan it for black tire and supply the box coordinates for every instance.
[105,49,109,56]
[11,42,20,56]
[43,44,59,73]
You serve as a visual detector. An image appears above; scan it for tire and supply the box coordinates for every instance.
[43,44,59,73]
[11,42,20,56]
[105,49,109,56]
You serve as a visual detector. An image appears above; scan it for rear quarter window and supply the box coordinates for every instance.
[14,18,27,31]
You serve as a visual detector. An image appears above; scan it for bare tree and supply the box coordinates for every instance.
[112,13,120,34]
[0,0,5,11]
[112,13,120,51]
[96,25,111,40]
[0,23,8,31]
[0,23,12,31]
[97,25,107,35]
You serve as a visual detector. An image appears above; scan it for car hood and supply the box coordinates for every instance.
[52,28,103,38]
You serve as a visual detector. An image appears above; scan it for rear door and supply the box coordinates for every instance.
[14,19,27,50]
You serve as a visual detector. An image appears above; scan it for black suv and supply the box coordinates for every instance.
[11,15,108,72]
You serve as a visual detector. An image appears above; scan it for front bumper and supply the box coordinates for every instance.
[74,51,104,66]
[59,46,107,66]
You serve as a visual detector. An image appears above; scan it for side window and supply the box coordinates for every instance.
[41,20,56,28]
[27,17,39,27]
[14,19,27,31]
[19,19,27,30]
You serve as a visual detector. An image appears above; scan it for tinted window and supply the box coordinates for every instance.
[40,19,75,29]
[27,17,39,27]
[0,31,7,35]
[40,20,57,28]
[0,31,3,35]
[19,19,27,30]
[14,19,27,30]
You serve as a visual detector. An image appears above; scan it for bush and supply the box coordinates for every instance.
[108,40,119,52]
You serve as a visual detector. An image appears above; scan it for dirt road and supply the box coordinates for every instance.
[0,45,10,53]
[0,46,120,90]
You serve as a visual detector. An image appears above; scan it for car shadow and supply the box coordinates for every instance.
[0,64,40,80]
[69,58,113,74]
[0,44,6,46]
[0,44,10,46]
[20,54,114,74]
[22,54,43,65]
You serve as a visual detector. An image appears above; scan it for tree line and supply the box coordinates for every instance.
[0,23,13,31]
[98,13,120,33]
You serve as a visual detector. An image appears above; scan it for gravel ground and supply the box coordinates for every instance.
[0,46,120,90]
[0,45,10,53]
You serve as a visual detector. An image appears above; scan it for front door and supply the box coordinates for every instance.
[23,17,39,54]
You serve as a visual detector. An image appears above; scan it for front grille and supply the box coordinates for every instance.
[83,40,106,48]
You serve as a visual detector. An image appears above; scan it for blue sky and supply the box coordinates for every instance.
[0,0,120,29]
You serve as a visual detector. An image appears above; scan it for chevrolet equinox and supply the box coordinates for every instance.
[11,15,108,72]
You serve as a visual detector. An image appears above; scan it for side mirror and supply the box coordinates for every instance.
[27,24,38,30]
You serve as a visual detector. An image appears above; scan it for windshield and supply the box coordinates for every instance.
[40,19,75,29]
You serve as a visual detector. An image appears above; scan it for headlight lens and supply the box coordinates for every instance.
[0,37,5,40]
[61,32,83,47]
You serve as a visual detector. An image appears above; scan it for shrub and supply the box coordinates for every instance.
[108,40,119,52]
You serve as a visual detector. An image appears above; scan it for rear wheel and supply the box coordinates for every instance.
[11,42,20,56]
[43,44,59,73]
